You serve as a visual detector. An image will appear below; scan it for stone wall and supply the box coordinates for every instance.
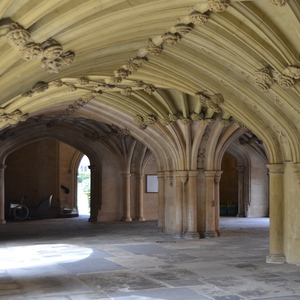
[5,139,59,218]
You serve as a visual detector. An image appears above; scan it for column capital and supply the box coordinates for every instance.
[136,173,144,180]
[214,170,223,183]
[156,171,165,179]
[204,170,216,177]
[175,170,188,184]
[121,172,131,179]
[291,163,300,184]
[188,170,199,177]
[165,171,173,186]
[266,164,284,174]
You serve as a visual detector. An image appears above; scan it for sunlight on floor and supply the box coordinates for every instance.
[0,244,93,270]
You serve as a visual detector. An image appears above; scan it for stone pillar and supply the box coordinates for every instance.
[204,170,217,238]
[214,170,223,236]
[266,164,285,263]
[157,171,165,232]
[185,171,199,239]
[236,166,245,217]
[88,164,98,222]
[122,173,132,221]
[174,171,188,238]
[0,165,6,224]
[136,174,145,221]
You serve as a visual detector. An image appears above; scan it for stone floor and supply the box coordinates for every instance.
[0,216,300,300]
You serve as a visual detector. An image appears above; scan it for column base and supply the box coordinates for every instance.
[184,231,199,239]
[266,253,286,264]
[0,219,6,224]
[121,217,132,222]
[137,217,145,221]
[157,227,165,233]
[204,231,218,238]
[88,217,97,222]
[237,213,245,217]
[173,231,183,238]
[216,230,221,236]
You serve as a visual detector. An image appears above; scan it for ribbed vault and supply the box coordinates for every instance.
[0,0,299,167]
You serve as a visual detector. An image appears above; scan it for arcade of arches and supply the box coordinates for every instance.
[0,0,299,266]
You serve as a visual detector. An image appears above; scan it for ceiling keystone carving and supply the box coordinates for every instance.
[207,0,230,13]
[174,24,192,35]
[0,108,28,125]
[255,68,274,91]
[196,92,224,113]
[162,32,180,45]
[6,22,30,47]
[189,11,210,25]
[146,40,163,55]
[41,39,75,74]
[5,21,75,73]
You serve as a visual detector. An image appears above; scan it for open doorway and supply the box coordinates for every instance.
[77,155,91,215]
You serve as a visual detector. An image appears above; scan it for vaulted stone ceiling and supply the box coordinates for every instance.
[0,0,299,167]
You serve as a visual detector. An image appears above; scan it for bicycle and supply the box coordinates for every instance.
[9,196,29,220]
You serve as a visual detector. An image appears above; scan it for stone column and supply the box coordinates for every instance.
[185,170,199,239]
[174,171,188,238]
[157,171,165,232]
[0,165,6,224]
[266,164,285,263]
[204,170,217,238]
[88,164,98,222]
[136,174,145,221]
[214,170,223,236]
[236,166,245,217]
[122,173,132,221]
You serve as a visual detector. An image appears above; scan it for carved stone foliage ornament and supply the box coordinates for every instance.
[125,57,147,72]
[21,42,43,60]
[41,39,75,73]
[277,65,300,89]
[6,22,30,47]
[84,124,130,141]
[22,81,49,97]
[207,0,230,12]
[77,77,90,85]
[120,87,132,96]
[115,68,130,79]
[143,85,156,95]
[146,40,163,55]
[189,11,210,25]
[190,112,204,121]
[159,118,171,126]
[0,108,28,125]
[203,118,215,125]
[174,24,192,35]
[5,21,75,72]
[144,114,157,126]
[162,32,180,45]
[255,68,273,91]
[220,119,231,127]
[134,115,147,130]
[269,0,288,6]
[239,134,263,146]
[181,118,192,126]
[47,96,93,128]
[196,92,224,113]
